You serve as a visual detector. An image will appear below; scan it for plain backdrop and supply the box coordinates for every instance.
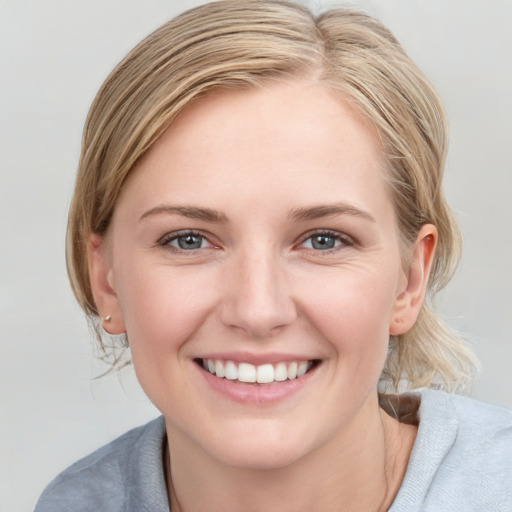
[1,1,511,510]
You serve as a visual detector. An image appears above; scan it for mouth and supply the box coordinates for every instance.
[195,358,319,385]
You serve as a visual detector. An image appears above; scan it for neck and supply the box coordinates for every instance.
[165,396,416,512]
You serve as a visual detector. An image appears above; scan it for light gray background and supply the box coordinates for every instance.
[1,1,511,510]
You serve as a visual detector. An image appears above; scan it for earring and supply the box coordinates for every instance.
[100,315,129,348]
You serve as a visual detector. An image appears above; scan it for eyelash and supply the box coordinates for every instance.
[298,229,354,253]
[158,229,354,255]
[158,230,214,253]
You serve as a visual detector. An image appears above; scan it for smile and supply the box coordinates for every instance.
[200,359,314,384]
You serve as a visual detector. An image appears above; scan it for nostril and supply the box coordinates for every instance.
[217,266,297,337]
[218,305,297,339]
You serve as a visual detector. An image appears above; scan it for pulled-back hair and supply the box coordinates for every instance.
[66,0,477,391]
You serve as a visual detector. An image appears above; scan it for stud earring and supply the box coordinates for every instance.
[100,315,129,348]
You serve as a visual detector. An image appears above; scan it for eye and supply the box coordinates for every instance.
[300,231,351,251]
[160,231,212,251]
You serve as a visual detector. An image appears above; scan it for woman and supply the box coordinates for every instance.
[35,1,512,510]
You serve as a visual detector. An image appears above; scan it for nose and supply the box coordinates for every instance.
[218,248,297,339]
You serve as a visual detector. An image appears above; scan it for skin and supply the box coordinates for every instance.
[89,80,437,511]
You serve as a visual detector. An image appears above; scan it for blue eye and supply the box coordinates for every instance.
[301,231,348,251]
[163,232,212,251]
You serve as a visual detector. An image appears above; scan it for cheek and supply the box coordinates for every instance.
[113,259,220,413]
[113,254,216,354]
[297,267,397,366]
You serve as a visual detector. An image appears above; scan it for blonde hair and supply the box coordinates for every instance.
[67,0,478,391]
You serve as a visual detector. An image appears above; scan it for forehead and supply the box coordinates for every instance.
[117,80,393,223]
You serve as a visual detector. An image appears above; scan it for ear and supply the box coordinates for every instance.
[87,233,126,335]
[389,224,438,336]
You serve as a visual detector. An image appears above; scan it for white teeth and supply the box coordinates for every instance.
[256,364,274,384]
[215,360,225,378]
[202,359,314,384]
[274,362,288,382]
[297,361,308,377]
[287,362,298,380]
[225,360,237,380]
[238,362,256,383]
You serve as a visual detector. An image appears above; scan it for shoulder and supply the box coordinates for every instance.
[393,390,512,512]
[34,416,168,512]
[426,390,512,509]
[421,389,512,456]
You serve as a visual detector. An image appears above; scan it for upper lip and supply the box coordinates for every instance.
[195,352,318,365]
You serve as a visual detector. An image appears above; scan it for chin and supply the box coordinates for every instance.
[198,419,319,471]
[217,443,308,471]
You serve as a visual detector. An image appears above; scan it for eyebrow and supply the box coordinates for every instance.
[288,203,376,223]
[139,205,229,223]
[139,202,375,224]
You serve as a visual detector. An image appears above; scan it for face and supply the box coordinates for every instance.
[90,81,433,470]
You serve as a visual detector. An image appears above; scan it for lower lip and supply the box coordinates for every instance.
[196,362,317,405]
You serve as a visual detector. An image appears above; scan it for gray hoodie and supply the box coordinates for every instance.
[34,389,512,511]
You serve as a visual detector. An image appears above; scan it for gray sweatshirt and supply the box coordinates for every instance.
[34,389,512,511]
